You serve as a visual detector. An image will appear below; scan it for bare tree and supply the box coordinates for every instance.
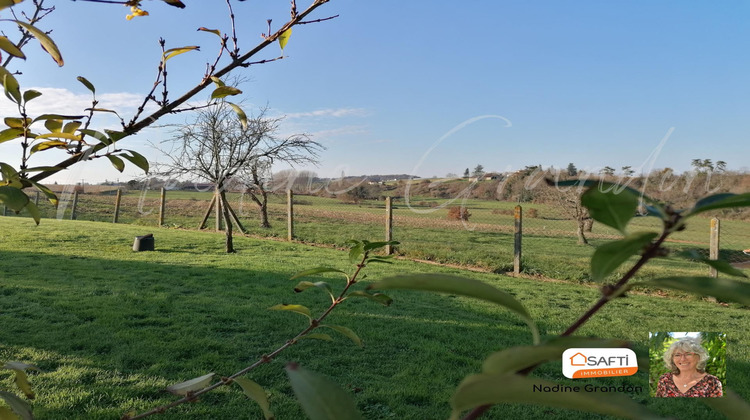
[158,103,322,252]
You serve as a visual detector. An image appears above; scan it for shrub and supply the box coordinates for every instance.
[447,206,471,221]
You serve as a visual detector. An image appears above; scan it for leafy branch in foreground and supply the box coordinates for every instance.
[0,0,337,224]
[362,184,750,420]
[122,240,397,419]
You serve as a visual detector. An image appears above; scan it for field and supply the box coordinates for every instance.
[12,187,750,284]
[0,218,749,419]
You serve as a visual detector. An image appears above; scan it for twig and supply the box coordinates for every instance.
[30,0,334,184]
[461,216,679,420]
[126,253,371,419]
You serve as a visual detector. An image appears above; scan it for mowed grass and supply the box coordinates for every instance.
[1,218,749,419]
[17,190,750,284]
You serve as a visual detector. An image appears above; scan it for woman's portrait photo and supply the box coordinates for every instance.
[649,332,725,398]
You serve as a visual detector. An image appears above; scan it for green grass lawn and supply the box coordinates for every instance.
[15,190,750,283]
[0,217,749,419]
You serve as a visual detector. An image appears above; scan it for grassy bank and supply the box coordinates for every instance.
[0,218,748,419]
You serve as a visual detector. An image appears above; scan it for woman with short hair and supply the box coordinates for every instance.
[655,337,723,397]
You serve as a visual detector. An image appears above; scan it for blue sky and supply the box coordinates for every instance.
[2,0,749,183]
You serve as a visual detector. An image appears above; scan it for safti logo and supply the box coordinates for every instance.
[562,348,638,379]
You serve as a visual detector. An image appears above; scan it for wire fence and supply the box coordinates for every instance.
[5,186,749,281]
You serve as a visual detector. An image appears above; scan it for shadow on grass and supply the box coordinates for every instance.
[0,249,543,419]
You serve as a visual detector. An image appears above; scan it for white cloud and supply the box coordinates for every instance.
[284,108,369,119]
[0,87,157,123]
[309,125,369,141]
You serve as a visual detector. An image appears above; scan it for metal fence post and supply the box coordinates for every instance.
[514,205,522,275]
[287,189,294,241]
[385,196,393,255]
[113,189,122,223]
[709,218,720,278]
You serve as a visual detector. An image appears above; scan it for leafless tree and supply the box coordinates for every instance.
[158,102,322,252]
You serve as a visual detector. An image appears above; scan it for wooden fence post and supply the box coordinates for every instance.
[709,218,720,278]
[113,189,122,223]
[514,205,522,275]
[71,190,79,220]
[159,187,166,227]
[215,190,222,232]
[34,191,40,206]
[287,189,294,241]
[385,196,393,255]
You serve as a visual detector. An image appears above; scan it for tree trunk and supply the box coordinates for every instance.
[576,219,589,245]
[259,188,270,228]
[584,217,594,232]
[220,191,235,253]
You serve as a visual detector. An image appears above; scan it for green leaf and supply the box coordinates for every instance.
[590,232,657,282]
[268,304,312,319]
[481,337,630,375]
[322,325,363,347]
[162,46,200,61]
[0,128,23,143]
[685,193,750,218]
[293,281,335,301]
[644,276,750,305]
[210,86,242,99]
[0,36,24,59]
[285,363,365,420]
[209,76,225,87]
[0,405,20,420]
[702,389,750,420]
[278,28,292,50]
[0,1,25,12]
[106,155,125,172]
[12,20,63,66]
[0,186,29,212]
[298,333,334,342]
[104,129,126,142]
[2,363,40,400]
[362,240,398,252]
[2,72,21,104]
[28,180,57,206]
[290,267,348,281]
[3,118,27,128]
[234,377,274,420]
[166,373,215,395]
[0,391,32,420]
[32,114,85,122]
[24,201,40,225]
[227,102,247,130]
[348,241,365,264]
[121,150,149,173]
[44,119,62,133]
[699,258,748,278]
[35,132,79,141]
[198,27,222,37]
[78,129,110,145]
[22,90,41,103]
[368,274,539,344]
[581,186,639,234]
[76,76,95,94]
[62,121,81,134]
[30,140,68,154]
[347,291,393,306]
[450,373,661,420]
